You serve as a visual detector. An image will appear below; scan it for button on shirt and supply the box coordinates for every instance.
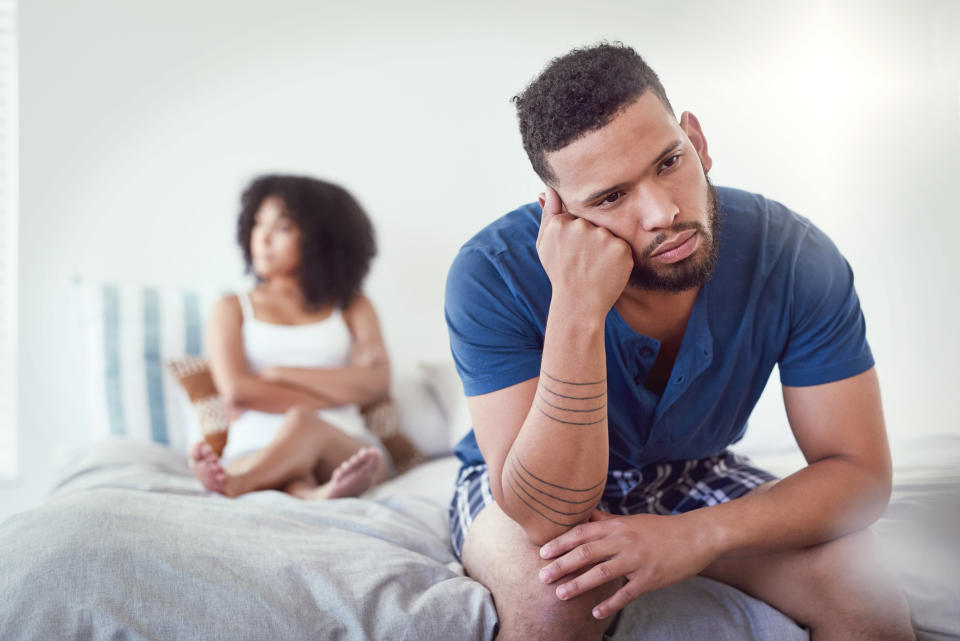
[444,187,874,471]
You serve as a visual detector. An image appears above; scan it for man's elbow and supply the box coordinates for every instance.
[495,489,589,547]
[522,519,582,548]
[865,465,893,523]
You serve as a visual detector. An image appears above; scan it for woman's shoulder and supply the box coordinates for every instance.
[341,292,376,317]
[209,292,245,323]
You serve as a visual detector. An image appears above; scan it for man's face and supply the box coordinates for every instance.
[544,91,720,293]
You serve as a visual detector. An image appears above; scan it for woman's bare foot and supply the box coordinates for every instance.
[188,441,227,494]
[326,447,382,499]
[291,447,383,501]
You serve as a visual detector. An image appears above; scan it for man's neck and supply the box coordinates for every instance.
[614,285,701,342]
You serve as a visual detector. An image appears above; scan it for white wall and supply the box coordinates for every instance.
[5,0,958,519]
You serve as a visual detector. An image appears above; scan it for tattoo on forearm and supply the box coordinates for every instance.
[541,383,605,400]
[534,404,606,426]
[537,393,607,413]
[504,454,605,526]
[536,370,607,427]
[507,467,598,516]
[506,370,607,525]
[542,370,605,386]
[504,480,583,527]
[509,459,603,504]
[513,456,604,492]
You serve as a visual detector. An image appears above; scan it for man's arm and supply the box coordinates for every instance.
[537,366,892,618]
[705,366,891,553]
[468,188,633,545]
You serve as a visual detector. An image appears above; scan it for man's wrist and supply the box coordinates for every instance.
[548,294,608,329]
[682,504,733,560]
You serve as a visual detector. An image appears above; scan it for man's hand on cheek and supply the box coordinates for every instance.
[537,510,719,620]
[536,186,633,319]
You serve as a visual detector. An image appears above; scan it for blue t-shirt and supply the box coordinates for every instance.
[444,186,874,471]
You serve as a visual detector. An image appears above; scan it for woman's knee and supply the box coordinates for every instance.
[284,404,316,425]
[278,406,332,447]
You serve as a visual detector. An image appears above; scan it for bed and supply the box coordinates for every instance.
[1,429,957,640]
[1,281,956,640]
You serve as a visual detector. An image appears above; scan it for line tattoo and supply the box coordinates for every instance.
[541,383,605,400]
[537,392,607,414]
[505,477,583,527]
[509,459,604,505]
[535,403,606,426]
[507,467,598,516]
[541,370,605,386]
[513,456,605,493]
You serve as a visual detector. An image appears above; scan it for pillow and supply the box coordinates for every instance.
[360,399,427,474]
[419,360,473,454]
[164,356,229,456]
[391,373,453,459]
[78,279,225,453]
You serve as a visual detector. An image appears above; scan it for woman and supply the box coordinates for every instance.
[189,174,391,499]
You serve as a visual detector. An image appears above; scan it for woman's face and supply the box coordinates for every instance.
[250,196,302,280]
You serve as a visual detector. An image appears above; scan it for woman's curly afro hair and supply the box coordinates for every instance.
[237,174,376,310]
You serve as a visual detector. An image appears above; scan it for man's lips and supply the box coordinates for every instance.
[650,230,697,258]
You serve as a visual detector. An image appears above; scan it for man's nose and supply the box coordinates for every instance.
[633,183,679,231]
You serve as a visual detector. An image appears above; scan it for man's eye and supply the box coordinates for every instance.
[601,191,624,205]
[660,154,681,171]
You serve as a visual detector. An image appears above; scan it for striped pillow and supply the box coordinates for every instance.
[79,280,225,452]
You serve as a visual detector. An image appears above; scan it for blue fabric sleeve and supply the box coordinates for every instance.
[778,224,874,386]
[444,247,543,396]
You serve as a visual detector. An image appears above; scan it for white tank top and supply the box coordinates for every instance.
[222,291,380,466]
[236,291,353,373]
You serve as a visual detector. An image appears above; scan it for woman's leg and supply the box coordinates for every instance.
[193,405,385,498]
[285,446,385,501]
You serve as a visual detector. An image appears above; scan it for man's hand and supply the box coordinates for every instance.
[537,186,633,319]
[537,510,719,619]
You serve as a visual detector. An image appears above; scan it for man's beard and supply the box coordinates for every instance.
[627,177,722,292]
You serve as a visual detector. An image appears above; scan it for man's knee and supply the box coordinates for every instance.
[462,505,617,641]
[488,573,615,641]
[804,531,914,640]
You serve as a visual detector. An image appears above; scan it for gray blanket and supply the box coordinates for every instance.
[0,439,814,640]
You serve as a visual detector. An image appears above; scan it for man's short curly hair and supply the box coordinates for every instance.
[513,42,674,183]
[236,174,376,310]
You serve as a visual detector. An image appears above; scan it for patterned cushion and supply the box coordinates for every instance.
[164,356,229,456]
[361,399,427,474]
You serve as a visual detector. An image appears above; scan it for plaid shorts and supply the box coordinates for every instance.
[448,450,776,559]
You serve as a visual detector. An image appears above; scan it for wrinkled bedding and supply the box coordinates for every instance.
[1,437,956,640]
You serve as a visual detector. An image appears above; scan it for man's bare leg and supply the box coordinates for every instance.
[702,483,914,641]
[461,502,621,641]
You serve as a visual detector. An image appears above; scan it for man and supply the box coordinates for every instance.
[444,43,914,640]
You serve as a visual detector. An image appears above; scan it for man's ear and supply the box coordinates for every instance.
[680,111,712,173]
